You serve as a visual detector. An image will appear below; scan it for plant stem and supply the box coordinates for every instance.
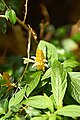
[0,0,37,41]
[23,0,28,23]
[16,17,29,32]
[19,29,31,81]
[0,15,6,18]
[16,17,37,42]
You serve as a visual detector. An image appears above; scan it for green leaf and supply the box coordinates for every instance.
[0,2,5,11]
[0,111,12,120]
[9,9,16,24]
[5,9,16,24]
[0,99,8,111]
[9,87,25,110]
[5,10,10,20]
[56,105,80,117]
[41,68,51,81]
[3,99,8,112]
[64,90,79,105]
[22,95,50,109]
[15,114,26,120]
[0,99,5,107]
[0,107,5,115]
[31,115,48,120]
[26,71,42,97]
[51,60,67,109]
[49,114,56,120]
[38,78,49,88]
[10,104,22,112]
[38,40,58,66]
[44,93,54,112]
[25,107,41,117]
[31,117,46,120]
[63,59,80,68]
[68,72,80,103]
[50,94,56,106]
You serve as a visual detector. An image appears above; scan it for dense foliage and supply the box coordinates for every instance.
[0,0,80,120]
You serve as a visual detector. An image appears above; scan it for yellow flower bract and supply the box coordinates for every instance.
[35,49,46,71]
[23,49,48,71]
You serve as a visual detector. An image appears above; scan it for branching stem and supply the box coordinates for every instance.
[0,0,37,83]
[19,29,31,81]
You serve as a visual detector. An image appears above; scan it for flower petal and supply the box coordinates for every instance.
[45,63,48,68]
[23,58,35,64]
[43,59,48,62]
[32,63,37,68]
[31,56,36,59]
